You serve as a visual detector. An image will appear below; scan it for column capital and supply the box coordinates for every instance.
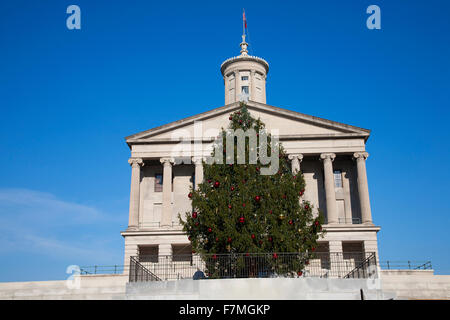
[160,157,174,166]
[128,158,144,167]
[288,153,303,162]
[320,153,336,161]
[191,157,204,165]
[353,152,369,161]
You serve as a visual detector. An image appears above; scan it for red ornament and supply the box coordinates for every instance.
[195,222,199,226]
[297,271,303,276]
[299,191,304,196]
[288,220,293,225]
[305,204,309,210]
[269,210,273,214]
[208,227,212,233]
[192,212,197,218]
[282,194,287,199]
[212,254,217,260]
[242,203,246,207]
[311,247,316,252]
[239,120,243,124]
[215,237,219,242]
[227,237,232,243]
[256,167,260,172]
[230,186,235,191]
[254,196,261,202]
[305,260,310,265]
[188,192,193,198]
[208,179,212,183]
[188,236,191,240]
[239,217,245,223]
[293,176,297,179]
[245,253,250,257]
[228,204,232,209]
[251,234,255,239]
[192,250,196,253]
[229,116,232,120]
[273,253,278,259]
[315,221,319,226]
[214,181,220,188]
[259,240,263,245]
[268,236,273,242]
[237,111,241,115]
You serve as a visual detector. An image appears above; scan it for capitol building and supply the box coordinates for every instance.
[121,33,379,271]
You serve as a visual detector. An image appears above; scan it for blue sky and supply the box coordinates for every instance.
[0,0,449,281]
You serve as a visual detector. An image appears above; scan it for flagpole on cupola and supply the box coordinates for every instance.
[243,8,246,37]
[241,9,248,56]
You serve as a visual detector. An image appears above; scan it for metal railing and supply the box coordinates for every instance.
[129,256,161,282]
[344,253,377,279]
[323,218,362,225]
[138,221,183,229]
[380,260,432,270]
[129,252,375,282]
[338,218,362,224]
[80,265,126,275]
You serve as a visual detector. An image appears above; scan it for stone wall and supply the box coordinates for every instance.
[2,271,449,300]
[381,270,450,300]
[0,274,127,300]
[126,278,389,300]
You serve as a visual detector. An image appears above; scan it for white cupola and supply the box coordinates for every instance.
[220,34,269,105]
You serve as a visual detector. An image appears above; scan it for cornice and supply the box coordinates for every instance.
[220,55,269,75]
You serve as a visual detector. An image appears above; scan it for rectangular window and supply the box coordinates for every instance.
[241,76,249,81]
[241,86,249,94]
[334,170,343,188]
[139,245,159,263]
[154,174,163,192]
[172,244,193,262]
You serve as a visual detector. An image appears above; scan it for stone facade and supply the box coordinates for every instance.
[121,35,381,272]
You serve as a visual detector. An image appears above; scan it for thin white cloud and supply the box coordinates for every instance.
[0,188,117,224]
[0,188,124,263]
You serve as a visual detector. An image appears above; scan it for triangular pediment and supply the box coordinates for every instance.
[125,101,370,145]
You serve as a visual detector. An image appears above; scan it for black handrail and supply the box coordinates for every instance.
[344,252,377,279]
[129,256,161,282]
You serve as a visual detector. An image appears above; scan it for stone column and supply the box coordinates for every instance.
[353,152,373,224]
[224,76,228,105]
[262,74,267,103]
[158,243,173,279]
[192,157,204,189]
[160,157,174,227]
[250,69,256,101]
[235,70,240,102]
[288,153,303,174]
[329,240,343,277]
[127,158,144,230]
[320,153,337,224]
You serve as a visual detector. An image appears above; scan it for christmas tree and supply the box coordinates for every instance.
[179,102,324,277]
